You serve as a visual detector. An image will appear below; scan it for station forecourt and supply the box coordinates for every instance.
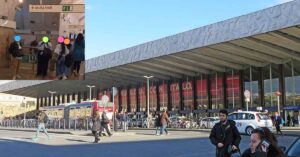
[1,0,300,123]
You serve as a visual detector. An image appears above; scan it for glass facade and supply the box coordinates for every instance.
[138,86,146,112]
[196,74,208,110]
[182,78,193,111]
[226,70,241,109]
[149,83,157,112]
[120,89,128,112]
[129,88,137,112]
[244,67,259,108]
[159,82,168,110]
[170,81,180,111]
[210,73,224,109]
[40,60,300,118]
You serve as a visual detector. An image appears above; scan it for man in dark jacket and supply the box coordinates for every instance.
[99,111,112,137]
[209,109,241,157]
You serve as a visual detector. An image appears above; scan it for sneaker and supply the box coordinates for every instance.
[32,137,38,141]
[62,76,67,80]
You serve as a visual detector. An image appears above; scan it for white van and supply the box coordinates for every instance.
[228,111,273,135]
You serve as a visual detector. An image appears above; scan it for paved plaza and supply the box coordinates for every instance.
[0,129,298,157]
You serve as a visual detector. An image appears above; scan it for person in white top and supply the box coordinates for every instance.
[54,43,69,80]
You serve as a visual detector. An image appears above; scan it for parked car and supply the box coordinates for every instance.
[199,117,219,129]
[285,137,300,157]
[228,111,273,135]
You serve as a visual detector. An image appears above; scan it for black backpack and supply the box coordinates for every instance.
[64,53,73,67]
[40,43,52,59]
[43,113,49,123]
[8,42,23,57]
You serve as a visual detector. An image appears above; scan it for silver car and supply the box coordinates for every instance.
[199,117,219,129]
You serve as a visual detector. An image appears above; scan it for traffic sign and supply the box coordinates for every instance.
[244,90,251,98]
[102,95,109,103]
[29,4,84,13]
[112,87,118,97]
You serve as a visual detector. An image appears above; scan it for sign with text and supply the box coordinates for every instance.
[29,4,85,13]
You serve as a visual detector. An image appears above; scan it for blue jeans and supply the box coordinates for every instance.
[56,57,70,77]
[160,124,168,135]
[35,123,49,138]
[155,126,160,135]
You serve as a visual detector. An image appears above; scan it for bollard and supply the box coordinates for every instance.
[74,119,77,131]
[64,119,66,130]
[59,120,61,129]
[68,119,70,130]
[86,118,88,130]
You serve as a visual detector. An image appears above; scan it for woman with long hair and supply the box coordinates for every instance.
[241,127,286,157]
[72,33,85,76]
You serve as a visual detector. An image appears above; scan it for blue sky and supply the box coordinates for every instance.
[85,0,293,59]
[0,0,293,84]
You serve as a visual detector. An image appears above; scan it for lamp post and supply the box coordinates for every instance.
[48,91,56,106]
[275,91,281,116]
[86,85,95,101]
[144,75,153,128]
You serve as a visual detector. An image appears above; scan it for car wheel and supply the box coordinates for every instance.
[202,124,206,129]
[245,126,254,135]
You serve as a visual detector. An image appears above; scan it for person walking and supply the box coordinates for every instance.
[287,114,291,127]
[160,109,170,135]
[99,111,112,137]
[241,127,286,157]
[91,110,101,143]
[209,109,241,157]
[155,112,162,135]
[32,111,50,141]
[274,112,283,135]
[72,33,85,77]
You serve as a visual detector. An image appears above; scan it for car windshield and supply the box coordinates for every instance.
[258,114,270,120]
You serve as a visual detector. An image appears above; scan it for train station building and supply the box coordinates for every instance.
[1,0,300,120]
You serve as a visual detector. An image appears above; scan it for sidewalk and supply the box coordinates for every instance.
[1,126,299,136]
[0,127,135,136]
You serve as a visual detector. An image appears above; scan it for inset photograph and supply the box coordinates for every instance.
[0,0,85,80]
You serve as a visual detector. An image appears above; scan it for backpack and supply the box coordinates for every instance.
[64,53,73,67]
[8,42,23,57]
[40,43,52,59]
[43,113,49,123]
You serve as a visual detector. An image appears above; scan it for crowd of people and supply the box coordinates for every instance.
[8,33,85,80]
[29,109,295,157]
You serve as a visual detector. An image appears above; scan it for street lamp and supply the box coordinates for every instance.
[86,85,95,100]
[48,91,56,106]
[144,75,153,128]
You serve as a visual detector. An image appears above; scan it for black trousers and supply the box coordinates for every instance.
[37,54,50,77]
[216,146,231,157]
[100,124,112,136]
[73,61,81,73]
[92,131,99,142]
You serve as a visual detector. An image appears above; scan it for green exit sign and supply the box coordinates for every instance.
[62,5,73,12]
